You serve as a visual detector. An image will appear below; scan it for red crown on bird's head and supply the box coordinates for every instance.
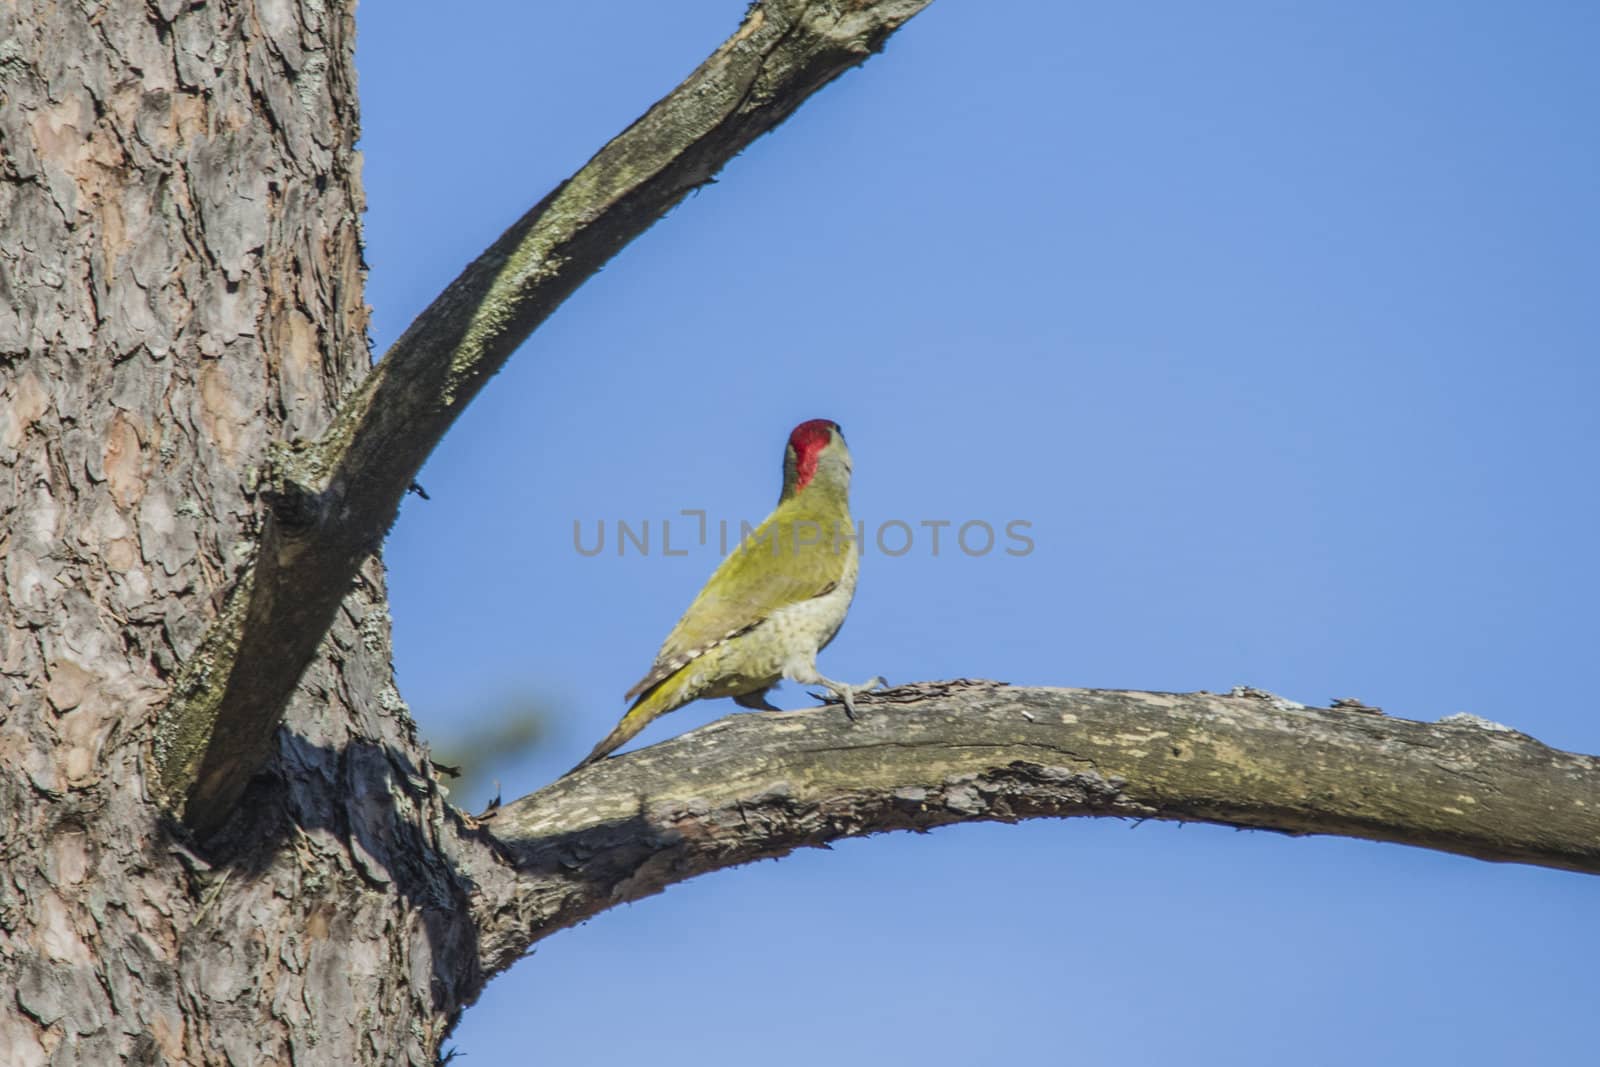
[786,419,841,494]
[788,418,838,453]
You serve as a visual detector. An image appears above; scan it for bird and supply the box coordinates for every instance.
[572,418,882,770]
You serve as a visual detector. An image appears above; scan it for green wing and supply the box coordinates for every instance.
[624,498,851,701]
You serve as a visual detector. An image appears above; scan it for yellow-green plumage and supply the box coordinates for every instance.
[573,420,873,770]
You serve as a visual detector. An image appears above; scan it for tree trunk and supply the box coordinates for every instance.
[0,1,474,1062]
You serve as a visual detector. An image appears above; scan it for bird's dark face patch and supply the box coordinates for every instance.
[787,419,838,493]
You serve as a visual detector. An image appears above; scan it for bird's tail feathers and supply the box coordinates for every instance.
[570,668,692,773]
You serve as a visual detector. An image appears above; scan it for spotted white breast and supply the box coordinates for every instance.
[766,538,859,678]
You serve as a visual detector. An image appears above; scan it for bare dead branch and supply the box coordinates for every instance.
[153,0,936,831]
[467,682,1600,977]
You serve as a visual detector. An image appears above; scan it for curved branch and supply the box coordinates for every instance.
[154,0,935,831]
[469,682,1600,977]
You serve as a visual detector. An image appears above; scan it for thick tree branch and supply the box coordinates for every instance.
[468,682,1600,977]
[154,0,935,831]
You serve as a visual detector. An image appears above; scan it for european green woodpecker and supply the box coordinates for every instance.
[574,419,881,769]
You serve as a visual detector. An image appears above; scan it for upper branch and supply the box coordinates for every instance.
[467,682,1600,977]
[153,0,936,831]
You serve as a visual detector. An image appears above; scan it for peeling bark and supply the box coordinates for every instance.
[0,0,473,1062]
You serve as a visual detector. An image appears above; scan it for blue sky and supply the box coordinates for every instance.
[358,3,1598,1063]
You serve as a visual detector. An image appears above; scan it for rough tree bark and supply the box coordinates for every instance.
[0,2,1593,1065]
[0,0,456,1062]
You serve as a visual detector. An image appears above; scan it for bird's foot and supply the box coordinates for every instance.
[809,676,888,721]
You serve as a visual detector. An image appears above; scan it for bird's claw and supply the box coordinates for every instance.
[809,676,889,721]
